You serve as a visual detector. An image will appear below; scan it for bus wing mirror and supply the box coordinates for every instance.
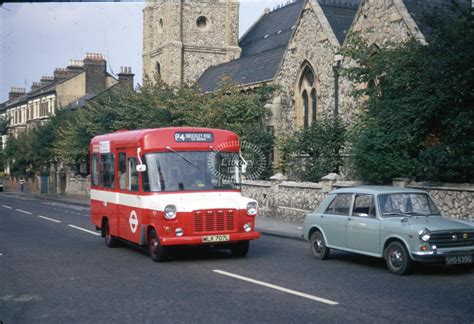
[136,164,147,172]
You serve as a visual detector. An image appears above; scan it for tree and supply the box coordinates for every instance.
[342,11,474,183]
[55,78,275,179]
[281,117,347,182]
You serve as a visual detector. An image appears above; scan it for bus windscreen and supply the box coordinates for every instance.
[143,151,241,192]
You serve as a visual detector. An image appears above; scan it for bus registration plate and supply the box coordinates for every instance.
[202,235,230,243]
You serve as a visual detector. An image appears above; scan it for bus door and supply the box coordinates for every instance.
[117,149,141,243]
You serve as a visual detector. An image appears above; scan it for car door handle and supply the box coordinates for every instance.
[348,217,352,221]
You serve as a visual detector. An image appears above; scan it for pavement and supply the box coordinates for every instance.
[2,191,304,240]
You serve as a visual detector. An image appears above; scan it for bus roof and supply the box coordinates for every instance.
[90,127,241,153]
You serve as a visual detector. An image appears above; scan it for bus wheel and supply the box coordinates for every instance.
[148,229,167,262]
[103,220,120,248]
[230,241,249,257]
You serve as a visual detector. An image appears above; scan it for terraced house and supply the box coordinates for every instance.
[0,53,134,141]
[143,0,471,164]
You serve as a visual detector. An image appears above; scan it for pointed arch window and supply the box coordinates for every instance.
[156,62,161,78]
[303,90,309,129]
[296,64,318,129]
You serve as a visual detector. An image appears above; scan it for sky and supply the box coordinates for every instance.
[0,0,285,103]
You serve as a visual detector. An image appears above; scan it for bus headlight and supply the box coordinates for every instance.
[164,205,177,219]
[419,228,431,242]
[246,202,257,216]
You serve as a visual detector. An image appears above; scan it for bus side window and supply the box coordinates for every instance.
[128,158,139,192]
[118,152,127,190]
[91,154,99,187]
[100,153,115,189]
[142,157,150,192]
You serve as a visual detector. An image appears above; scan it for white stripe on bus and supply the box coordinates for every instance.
[90,189,254,212]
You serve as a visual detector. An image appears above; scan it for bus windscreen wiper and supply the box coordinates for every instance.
[165,146,200,169]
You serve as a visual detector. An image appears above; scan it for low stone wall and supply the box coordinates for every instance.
[242,176,360,224]
[65,174,90,197]
[395,180,474,220]
[2,172,89,198]
[243,177,474,223]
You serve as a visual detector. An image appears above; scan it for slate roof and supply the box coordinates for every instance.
[198,0,305,92]
[198,0,361,92]
[318,0,360,45]
[402,0,471,38]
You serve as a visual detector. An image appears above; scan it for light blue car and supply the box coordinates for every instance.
[303,186,474,275]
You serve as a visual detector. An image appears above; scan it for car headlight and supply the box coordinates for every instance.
[164,205,177,219]
[246,201,257,216]
[419,228,431,242]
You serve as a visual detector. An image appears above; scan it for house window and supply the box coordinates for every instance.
[40,101,49,117]
[296,64,317,129]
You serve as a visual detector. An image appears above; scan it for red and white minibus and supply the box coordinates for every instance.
[90,127,260,261]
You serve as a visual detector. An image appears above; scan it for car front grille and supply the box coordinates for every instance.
[194,209,236,234]
[430,231,474,248]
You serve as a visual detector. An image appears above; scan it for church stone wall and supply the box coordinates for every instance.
[273,2,338,136]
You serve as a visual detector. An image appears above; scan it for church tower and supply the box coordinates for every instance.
[143,0,241,86]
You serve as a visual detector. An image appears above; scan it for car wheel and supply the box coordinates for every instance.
[385,241,412,275]
[148,229,167,262]
[310,231,330,260]
[230,240,249,257]
[103,220,120,248]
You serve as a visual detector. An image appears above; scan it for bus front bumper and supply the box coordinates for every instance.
[160,231,261,246]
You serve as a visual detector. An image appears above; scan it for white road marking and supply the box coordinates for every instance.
[16,209,32,215]
[213,270,339,305]
[68,224,100,236]
[2,205,13,209]
[38,215,61,223]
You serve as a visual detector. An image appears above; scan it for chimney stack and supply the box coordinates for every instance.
[8,87,26,101]
[83,53,106,94]
[67,59,84,74]
[40,76,54,88]
[31,82,42,93]
[118,66,135,91]
[54,68,70,82]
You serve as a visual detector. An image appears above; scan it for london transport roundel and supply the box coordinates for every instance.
[129,210,138,233]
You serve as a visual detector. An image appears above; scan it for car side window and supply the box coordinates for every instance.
[325,194,352,216]
[352,194,376,218]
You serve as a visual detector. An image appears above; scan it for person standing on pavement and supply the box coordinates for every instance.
[19,176,26,193]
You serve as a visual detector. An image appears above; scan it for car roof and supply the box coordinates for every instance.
[330,186,428,195]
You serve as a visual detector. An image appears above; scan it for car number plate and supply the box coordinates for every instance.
[445,255,473,265]
[202,235,230,243]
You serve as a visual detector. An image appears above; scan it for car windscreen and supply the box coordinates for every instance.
[142,151,241,192]
[378,193,441,217]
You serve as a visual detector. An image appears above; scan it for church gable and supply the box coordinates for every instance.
[271,0,359,134]
[349,0,424,46]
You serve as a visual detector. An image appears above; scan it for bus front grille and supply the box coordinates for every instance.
[194,209,236,233]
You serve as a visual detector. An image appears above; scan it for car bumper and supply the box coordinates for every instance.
[160,231,261,246]
[411,246,474,263]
